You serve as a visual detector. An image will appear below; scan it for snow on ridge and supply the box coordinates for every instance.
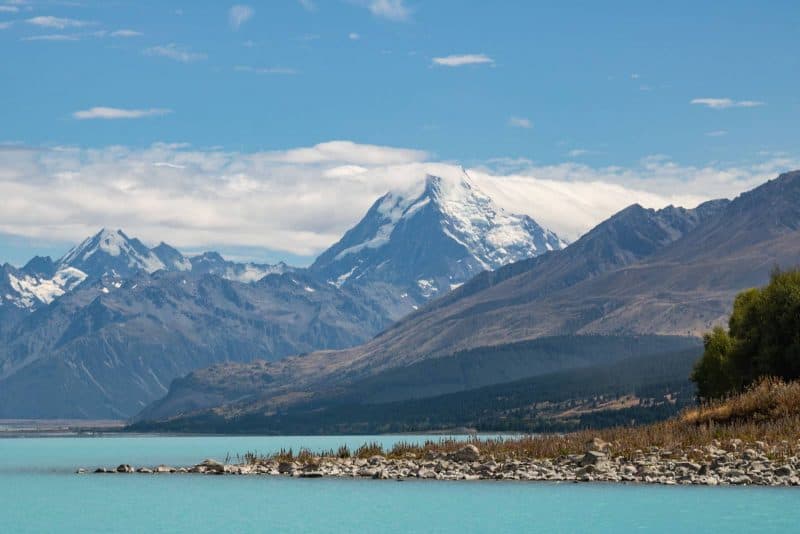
[223,263,287,283]
[171,257,193,272]
[334,192,418,261]
[7,266,87,308]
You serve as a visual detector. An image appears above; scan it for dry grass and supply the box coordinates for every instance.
[252,379,800,464]
[682,377,800,425]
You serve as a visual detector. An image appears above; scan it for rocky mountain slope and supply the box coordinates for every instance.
[137,171,800,428]
[0,270,389,418]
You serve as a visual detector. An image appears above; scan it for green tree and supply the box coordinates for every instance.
[692,268,800,399]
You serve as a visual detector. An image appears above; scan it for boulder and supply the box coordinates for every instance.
[451,445,481,463]
[775,465,794,477]
[585,437,611,453]
[278,461,297,474]
[675,461,701,472]
[116,464,134,473]
[580,451,607,466]
[199,459,225,474]
[155,465,175,473]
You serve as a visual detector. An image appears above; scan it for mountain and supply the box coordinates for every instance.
[308,172,565,318]
[0,270,391,418]
[136,171,800,430]
[135,339,702,434]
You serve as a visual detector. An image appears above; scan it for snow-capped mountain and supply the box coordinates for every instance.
[59,228,175,280]
[309,172,566,314]
[0,228,292,312]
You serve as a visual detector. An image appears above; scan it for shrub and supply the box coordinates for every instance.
[692,268,800,398]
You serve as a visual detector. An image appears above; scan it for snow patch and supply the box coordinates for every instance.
[333,266,358,288]
[416,278,439,298]
[7,267,87,308]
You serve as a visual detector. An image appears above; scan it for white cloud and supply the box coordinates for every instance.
[110,29,142,37]
[153,162,186,169]
[432,54,494,67]
[22,33,80,41]
[364,0,410,21]
[144,43,206,63]
[349,32,360,40]
[0,5,18,12]
[508,116,532,129]
[567,149,591,157]
[706,130,728,137]
[229,5,254,30]
[691,98,765,109]
[234,65,298,75]
[26,16,90,29]
[297,0,316,11]
[72,107,173,120]
[0,141,795,259]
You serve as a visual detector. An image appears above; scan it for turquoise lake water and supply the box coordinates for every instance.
[2,435,800,533]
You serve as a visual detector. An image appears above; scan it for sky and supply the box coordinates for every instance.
[1,0,799,266]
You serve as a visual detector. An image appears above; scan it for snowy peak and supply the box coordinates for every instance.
[422,172,566,269]
[59,228,166,278]
[59,229,293,284]
[309,172,566,305]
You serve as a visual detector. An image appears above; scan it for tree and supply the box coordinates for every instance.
[692,268,800,399]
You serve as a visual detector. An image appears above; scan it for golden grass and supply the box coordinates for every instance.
[255,379,800,464]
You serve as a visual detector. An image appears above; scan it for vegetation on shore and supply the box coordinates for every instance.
[247,378,800,464]
[692,268,800,399]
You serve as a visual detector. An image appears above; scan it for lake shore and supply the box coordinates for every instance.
[88,437,800,487]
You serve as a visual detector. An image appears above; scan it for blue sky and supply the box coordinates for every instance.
[1,0,799,265]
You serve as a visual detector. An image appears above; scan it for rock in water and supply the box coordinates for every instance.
[199,459,225,474]
[116,464,134,473]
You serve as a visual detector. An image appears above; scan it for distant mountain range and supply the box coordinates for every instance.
[0,228,292,315]
[134,170,800,433]
[0,173,563,418]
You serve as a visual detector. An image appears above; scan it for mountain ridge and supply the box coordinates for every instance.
[135,170,800,427]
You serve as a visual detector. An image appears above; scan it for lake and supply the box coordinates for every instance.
[2,435,799,533]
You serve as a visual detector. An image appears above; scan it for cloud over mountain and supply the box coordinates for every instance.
[0,141,795,260]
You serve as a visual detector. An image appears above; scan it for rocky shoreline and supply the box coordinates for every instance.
[82,438,800,487]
